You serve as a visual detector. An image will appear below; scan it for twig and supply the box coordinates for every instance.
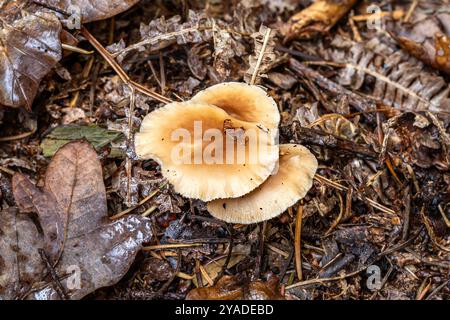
[80,27,172,104]
[252,221,267,280]
[214,235,234,285]
[0,128,37,142]
[38,249,68,300]
[438,204,450,228]
[286,123,378,159]
[294,205,303,281]
[402,186,411,241]
[404,0,419,23]
[314,174,395,215]
[110,186,162,220]
[0,165,15,175]
[142,243,203,251]
[279,246,294,283]
[61,43,94,55]
[325,192,344,235]
[426,281,449,300]
[289,58,376,116]
[286,265,368,290]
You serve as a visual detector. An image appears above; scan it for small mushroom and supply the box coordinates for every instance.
[207,144,318,224]
[135,101,279,201]
[191,82,280,137]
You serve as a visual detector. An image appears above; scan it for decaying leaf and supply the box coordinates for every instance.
[331,36,450,113]
[2,140,152,300]
[391,12,450,75]
[0,207,45,299]
[0,2,62,109]
[244,25,278,84]
[192,245,250,287]
[212,22,247,79]
[0,0,141,110]
[383,113,449,171]
[187,275,285,300]
[40,125,124,157]
[111,10,214,59]
[35,0,140,23]
[284,0,357,41]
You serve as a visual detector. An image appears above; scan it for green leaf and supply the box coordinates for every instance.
[40,125,124,157]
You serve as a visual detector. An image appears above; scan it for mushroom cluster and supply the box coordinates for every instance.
[135,82,317,224]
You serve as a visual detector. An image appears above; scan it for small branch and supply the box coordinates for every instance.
[38,249,68,300]
[289,58,376,118]
[284,123,378,159]
[252,221,266,281]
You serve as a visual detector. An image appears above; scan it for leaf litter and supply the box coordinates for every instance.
[0,0,449,301]
[1,141,152,299]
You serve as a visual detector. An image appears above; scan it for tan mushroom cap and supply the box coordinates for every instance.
[135,101,279,201]
[207,144,318,224]
[191,82,280,137]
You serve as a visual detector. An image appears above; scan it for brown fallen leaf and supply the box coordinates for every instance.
[0,207,45,299]
[284,0,357,41]
[38,0,140,23]
[186,275,285,300]
[13,140,107,262]
[0,2,62,109]
[3,140,152,300]
[391,13,450,75]
[0,0,139,109]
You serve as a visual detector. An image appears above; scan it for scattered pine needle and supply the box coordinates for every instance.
[294,205,303,281]
[250,27,272,85]
[142,243,204,251]
[110,187,161,220]
[314,174,395,215]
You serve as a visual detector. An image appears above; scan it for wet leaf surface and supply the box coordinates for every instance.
[37,0,140,23]
[0,2,62,109]
[0,141,152,300]
[0,207,45,299]
[1,0,449,301]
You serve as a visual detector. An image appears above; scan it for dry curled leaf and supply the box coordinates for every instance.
[36,0,140,23]
[284,0,357,41]
[4,140,152,300]
[0,2,62,109]
[186,275,285,300]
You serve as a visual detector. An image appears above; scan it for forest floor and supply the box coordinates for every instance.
[0,0,449,300]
